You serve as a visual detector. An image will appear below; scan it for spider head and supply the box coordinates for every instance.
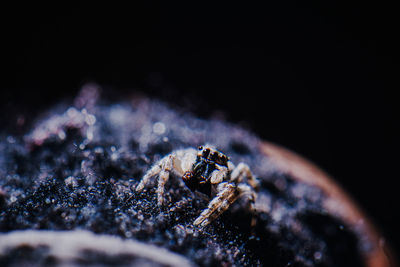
[182,145,229,197]
[197,145,229,167]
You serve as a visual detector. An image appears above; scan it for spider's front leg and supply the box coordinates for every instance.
[193,182,239,227]
[230,162,259,213]
[136,154,173,206]
[193,183,257,227]
[230,162,259,191]
[194,163,259,228]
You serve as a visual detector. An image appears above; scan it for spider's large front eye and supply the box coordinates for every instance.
[198,146,203,150]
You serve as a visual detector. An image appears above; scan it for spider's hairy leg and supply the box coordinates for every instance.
[135,165,161,192]
[230,162,259,190]
[231,163,259,226]
[194,182,258,228]
[210,166,228,184]
[193,182,239,227]
[156,155,173,205]
[136,154,173,205]
[237,183,257,211]
[238,183,258,230]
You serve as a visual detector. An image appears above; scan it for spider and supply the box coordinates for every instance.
[135,145,259,227]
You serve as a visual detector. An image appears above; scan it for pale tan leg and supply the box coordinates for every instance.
[210,166,228,184]
[193,182,239,227]
[237,183,258,230]
[156,155,173,205]
[194,182,258,228]
[135,164,161,192]
[237,183,257,213]
[230,162,259,190]
[136,155,173,206]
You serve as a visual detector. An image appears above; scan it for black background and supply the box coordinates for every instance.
[1,2,399,256]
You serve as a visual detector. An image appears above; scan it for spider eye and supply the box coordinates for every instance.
[198,146,203,150]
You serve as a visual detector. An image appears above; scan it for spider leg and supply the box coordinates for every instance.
[230,162,259,190]
[193,182,239,227]
[210,166,228,184]
[135,154,173,206]
[236,183,257,211]
[231,162,260,217]
[156,155,173,205]
[237,183,258,231]
[136,165,161,192]
[193,182,258,227]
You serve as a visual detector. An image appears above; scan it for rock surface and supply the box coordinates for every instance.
[0,85,370,266]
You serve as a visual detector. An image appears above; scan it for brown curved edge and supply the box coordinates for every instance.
[260,141,396,267]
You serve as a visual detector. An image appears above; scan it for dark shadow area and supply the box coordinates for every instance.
[299,212,364,267]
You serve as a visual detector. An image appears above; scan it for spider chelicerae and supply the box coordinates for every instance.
[136,145,259,227]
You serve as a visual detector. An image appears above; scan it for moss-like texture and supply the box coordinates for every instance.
[0,86,365,266]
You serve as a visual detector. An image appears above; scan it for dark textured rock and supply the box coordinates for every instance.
[0,85,373,266]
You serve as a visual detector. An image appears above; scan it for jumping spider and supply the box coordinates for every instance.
[136,145,259,227]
